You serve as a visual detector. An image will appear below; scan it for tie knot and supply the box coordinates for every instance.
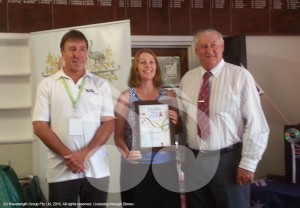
[203,71,211,79]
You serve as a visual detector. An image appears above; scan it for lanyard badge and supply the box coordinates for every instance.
[61,77,86,136]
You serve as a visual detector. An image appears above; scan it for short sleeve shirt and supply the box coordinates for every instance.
[32,69,114,182]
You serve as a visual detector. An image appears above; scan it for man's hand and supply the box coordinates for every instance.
[237,167,254,185]
[64,150,88,173]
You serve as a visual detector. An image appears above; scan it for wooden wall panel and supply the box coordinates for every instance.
[148,0,170,35]
[211,0,231,35]
[190,0,211,34]
[52,1,114,29]
[7,1,52,33]
[231,0,270,35]
[0,1,7,32]
[270,0,300,34]
[169,0,190,34]
[125,0,148,35]
[0,0,299,35]
[113,0,126,21]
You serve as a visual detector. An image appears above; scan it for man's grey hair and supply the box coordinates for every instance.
[194,29,224,48]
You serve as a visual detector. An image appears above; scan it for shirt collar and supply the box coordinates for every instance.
[200,59,225,78]
[54,69,93,80]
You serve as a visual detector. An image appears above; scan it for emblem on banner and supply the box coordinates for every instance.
[42,41,120,81]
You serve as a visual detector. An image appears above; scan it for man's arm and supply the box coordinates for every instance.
[85,116,115,155]
[33,121,86,173]
[33,121,72,157]
[237,70,269,184]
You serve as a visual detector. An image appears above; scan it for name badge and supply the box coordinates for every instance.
[69,117,83,135]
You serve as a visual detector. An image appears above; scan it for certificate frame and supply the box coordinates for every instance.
[134,100,175,151]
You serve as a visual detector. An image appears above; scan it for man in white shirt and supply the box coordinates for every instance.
[179,29,269,208]
[32,30,115,207]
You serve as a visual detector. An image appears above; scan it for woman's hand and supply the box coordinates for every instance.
[125,150,142,164]
[168,110,178,125]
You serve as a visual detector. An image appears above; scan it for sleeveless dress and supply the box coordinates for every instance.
[120,88,181,208]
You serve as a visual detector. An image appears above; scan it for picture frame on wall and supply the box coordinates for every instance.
[157,56,181,87]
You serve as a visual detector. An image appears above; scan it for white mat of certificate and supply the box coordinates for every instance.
[138,104,171,148]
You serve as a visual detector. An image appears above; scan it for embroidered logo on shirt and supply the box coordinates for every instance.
[78,86,98,95]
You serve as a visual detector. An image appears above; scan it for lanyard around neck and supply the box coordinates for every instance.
[61,76,86,111]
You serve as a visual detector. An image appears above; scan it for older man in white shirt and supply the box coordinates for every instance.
[179,29,269,208]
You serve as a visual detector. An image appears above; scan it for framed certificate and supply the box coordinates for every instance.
[135,100,175,151]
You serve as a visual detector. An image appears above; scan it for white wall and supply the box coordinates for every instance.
[0,143,33,176]
[0,33,33,177]
[246,36,300,178]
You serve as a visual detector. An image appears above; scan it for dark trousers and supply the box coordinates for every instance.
[120,160,181,208]
[48,177,109,208]
[184,144,250,208]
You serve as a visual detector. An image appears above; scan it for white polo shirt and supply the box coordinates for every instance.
[32,69,115,183]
